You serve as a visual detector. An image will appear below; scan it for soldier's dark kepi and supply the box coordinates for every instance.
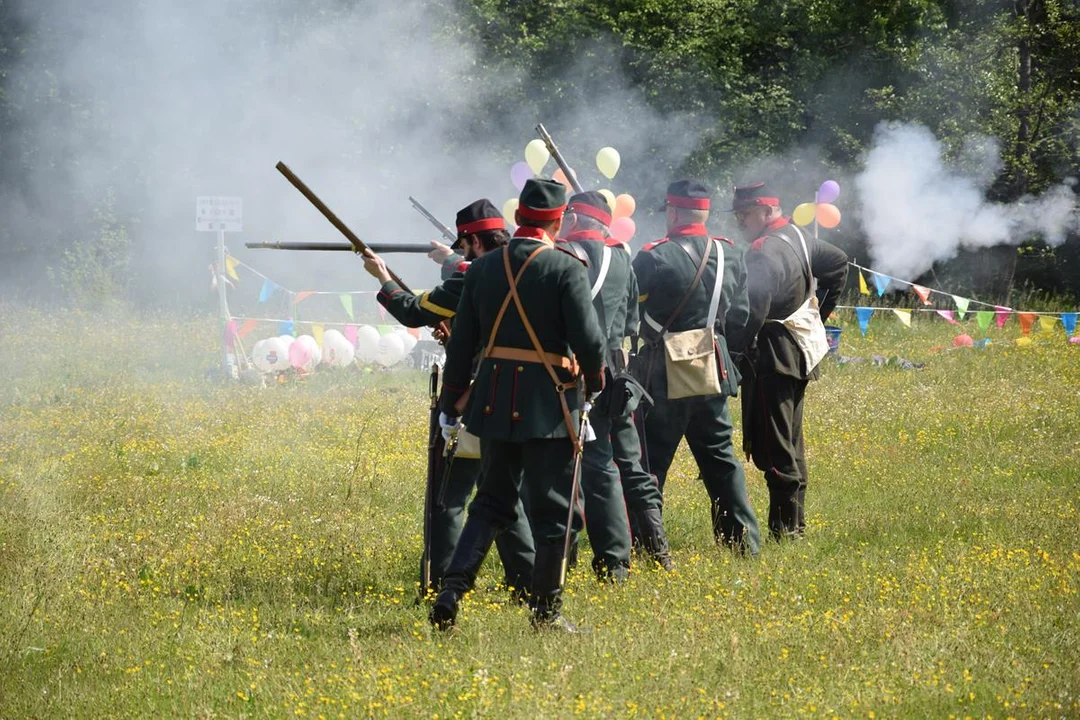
[518,178,567,221]
[660,179,711,211]
[730,182,780,211]
[452,199,505,250]
[567,191,612,227]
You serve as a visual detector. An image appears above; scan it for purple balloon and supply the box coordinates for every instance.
[510,162,533,191]
[817,180,840,204]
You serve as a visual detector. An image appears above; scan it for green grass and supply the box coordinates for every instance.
[1,305,1077,717]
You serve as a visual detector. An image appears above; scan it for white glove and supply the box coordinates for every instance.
[580,402,597,443]
[439,412,460,443]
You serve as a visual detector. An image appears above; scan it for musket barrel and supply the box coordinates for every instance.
[246,241,430,253]
[535,123,585,194]
[409,196,458,243]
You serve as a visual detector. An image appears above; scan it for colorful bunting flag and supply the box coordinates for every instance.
[1062,312,1078,336]
[855,307,874,336]
[223,319,238,349]
[858,271,870,296]
[237,318,259,339]
[224,255,240,281]
[976,310,994,332]
[312,323,325,347]
[278,320,295,336]
[377,325,394,336]
[936,310,957,324]
[1038,316,1058,333]
[911,284,932,305]
[295,291,315,303]
[952,295,970,320]
[994,306,1011,329]
[344,324,359,347]
[892,308,912,328]
[871,272,889,296]
[339,293,354,320]
[258,279,279,303]
[1017,312,1036,335]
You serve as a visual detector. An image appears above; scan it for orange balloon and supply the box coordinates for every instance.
[614,193,636,219]
[552,167,576,190]
[816,203,841,229]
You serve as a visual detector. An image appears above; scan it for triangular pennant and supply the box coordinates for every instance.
[892,308,912,328]
[1038,315,1058,333]
[377,325,394,336]
[278,320,294,337]
[1017,312,1036,335]
[994,306,1011,329]
[237,318,260,339]
[312,323,325,347]
[295,291,315,303]
[936,309,957,324]
[976,311,994,332]
[258,279,278,303]
[858,271,870,296]
[911,284,932,305]
[951,295,970,320]
[339,293,354,321]
[855,307,874,336]
[224,255,240,281]
[1062,312,1078,336]
[871,272,890,297]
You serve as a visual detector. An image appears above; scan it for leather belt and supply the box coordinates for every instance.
[488,346,577,373]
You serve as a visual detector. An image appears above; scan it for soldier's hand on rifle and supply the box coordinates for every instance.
[432,326,449,344]
[362,249,393,284]
[427,240,453,265]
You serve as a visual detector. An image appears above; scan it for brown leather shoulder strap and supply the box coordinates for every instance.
[501,246,581,448]
[482,245,548,359]
[659,238,711,336]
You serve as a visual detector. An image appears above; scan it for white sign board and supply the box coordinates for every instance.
[196,196,243,232]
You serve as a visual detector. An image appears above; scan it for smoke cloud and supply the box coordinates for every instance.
[1,0,703,308]
[855,122,1079,280]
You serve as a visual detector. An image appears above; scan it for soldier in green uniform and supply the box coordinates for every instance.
[431,179,607,631]
[632,180,760,555]
[560,191,671,572]
[362,200,534,595]
[728,182,847,540]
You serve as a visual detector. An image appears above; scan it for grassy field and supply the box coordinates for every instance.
[1,305,1078,718]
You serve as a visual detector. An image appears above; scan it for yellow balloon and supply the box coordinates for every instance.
[596,147,621,180]
[598,189,616,212]
[502,198,519,225]
[792,202,816,226]
[525,139,550,175]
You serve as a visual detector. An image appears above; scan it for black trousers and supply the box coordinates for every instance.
[743,371,809,533]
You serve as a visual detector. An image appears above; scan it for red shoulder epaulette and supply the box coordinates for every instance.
[641,238,669,252]
[750,235,771,252]
[455,260,470,273]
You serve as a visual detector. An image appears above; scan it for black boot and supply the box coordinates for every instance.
[767,491,800,542]
[529,545,579,632]
[428,516,499,630]
[635,508,673,570]
[794,486,807,537]
[712,500,749,554]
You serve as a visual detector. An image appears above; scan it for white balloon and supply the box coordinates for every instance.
[322,329,355,368]
[252,337,290,373]
[396,327,419,354]
[278,334,295,349]
[375,333,406,367]
[355,325,381,364]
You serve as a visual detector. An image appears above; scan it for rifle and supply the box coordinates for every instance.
[421,363,442,597]
[246,241,430,253]
[559,402,591,586]
[409,196,457,244]
[535,123,585,194]
[276,162,450,340]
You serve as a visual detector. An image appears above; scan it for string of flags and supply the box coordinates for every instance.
[846,262,1079,338]
[220,252,398,322]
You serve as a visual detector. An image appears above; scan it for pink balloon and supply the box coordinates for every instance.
[510,162,533,191]
[610,217,636,243]
[344,324,359,347]
[288,339,314,369]
[817,180,840,204]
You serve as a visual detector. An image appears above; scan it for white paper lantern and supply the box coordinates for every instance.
[322,329,355,368]
[355,325,381,364]
[252,337,290,373]
[396,327,419,354]
[375,333,406,367]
